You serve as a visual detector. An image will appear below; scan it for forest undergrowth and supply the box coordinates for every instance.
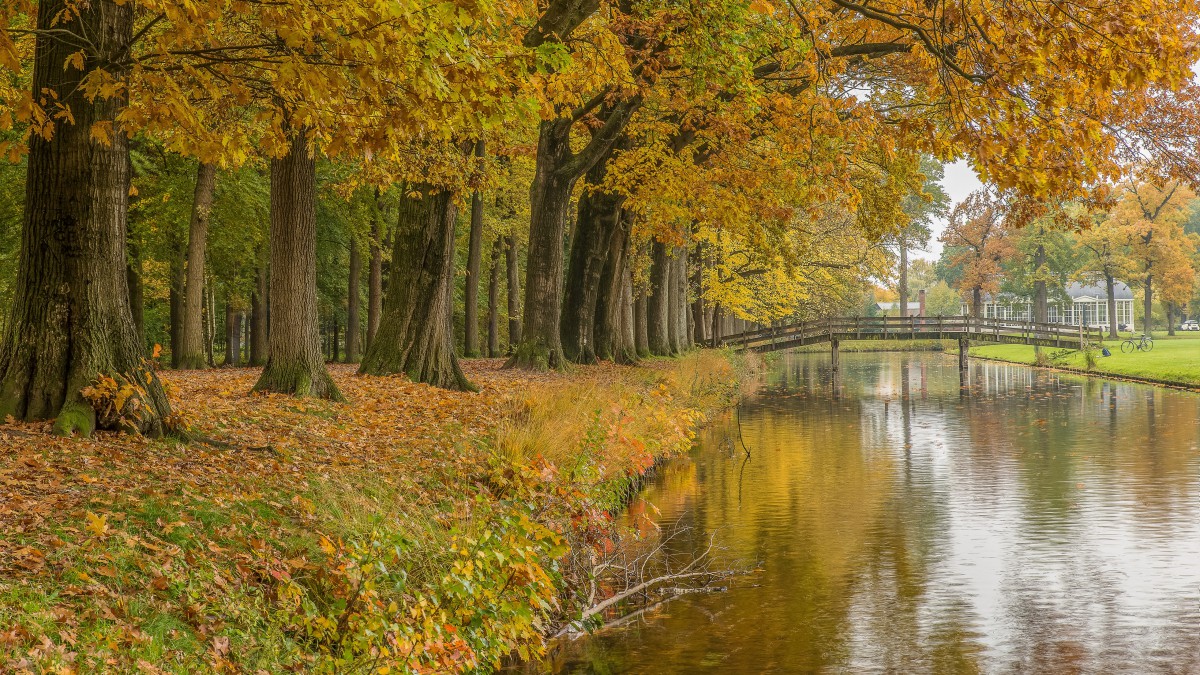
[0,349,755,673]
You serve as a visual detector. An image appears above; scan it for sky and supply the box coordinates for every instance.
[914,159,984,262]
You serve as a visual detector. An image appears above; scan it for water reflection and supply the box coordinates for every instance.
[547,353,1200,674]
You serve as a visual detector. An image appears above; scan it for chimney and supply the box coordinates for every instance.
[918,289,926,317]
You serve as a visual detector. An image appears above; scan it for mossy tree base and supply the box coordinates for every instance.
[252,359,344,401]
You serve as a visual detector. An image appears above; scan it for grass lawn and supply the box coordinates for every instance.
[970,331,1200,387]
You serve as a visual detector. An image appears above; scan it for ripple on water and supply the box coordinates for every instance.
[543,353,1200,674]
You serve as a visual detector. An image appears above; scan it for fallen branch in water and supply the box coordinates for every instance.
[554,526,749,638]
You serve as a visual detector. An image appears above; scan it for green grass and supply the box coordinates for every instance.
[970,331,1200,387]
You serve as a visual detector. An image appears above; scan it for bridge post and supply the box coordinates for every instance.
[831,337,840,372]
[958,336,969,370]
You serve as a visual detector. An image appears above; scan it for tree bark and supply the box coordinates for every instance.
[464,140,485,357]
[669,246,689,352]
[359,185,472,390]
[345,235,362,362]
[127,236,144,343]
[366,194,384,350]
[204,279,215,367]
[898,235,909,318]
[634,292,650,358]
[250,264,268,365]
[224,293,241,367]
[0,0,169,436]
[1166,302,1176,336]
[562,149,624,364]
[331,318,339,363]
[487,237,502,357]
[252,130,342,400]
[647,241,674,355]
[169,237,185,368]
[691,246,706,347]
[971,286,983,318]
[1032,240,1047,323]
[505,234,522,349]
[595,210,632,362]
[1143,273,1154,334]
[616,262,638,364]
[510,102,639,370]
[1105,273,1118,338]
[178,162,217,369]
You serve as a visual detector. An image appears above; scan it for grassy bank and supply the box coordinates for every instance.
[0,351,753,673]
[970,332,1200,387]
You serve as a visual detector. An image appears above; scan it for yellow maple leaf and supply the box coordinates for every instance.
[85,511,109,538]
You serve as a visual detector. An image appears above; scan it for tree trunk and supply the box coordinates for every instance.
[647,241,673,355]
[562,153,623,364]
[634,292,650,358]
[331,318,339,363]
[711,303,723,348]
[616,263,638,364]
[224,294,241,367]
[670,246,689,352]
[898,236,908,318]
[252,130,342,400]
[505,234,522,349]
[691,246,706,347]
[464,140,486,357]
[1032,240,1047,323]
[1166,302,1176,336]
[1105,273,1118,338]
[487,237,502,358]
[250,264,268,365]
[169,238,185,368]
[127,236,144,343]
[204,280,215,367]
[1143,273,1154,334]
[595,210,632,362]
[509,121,575,369]
[178,162,217,369]
[971,286,983,318]
[366,195,384,350]
[359,185,472,390]
[0,0,169,436]
[345,236,362,362]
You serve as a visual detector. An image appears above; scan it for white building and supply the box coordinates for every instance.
[960,280,1135,328]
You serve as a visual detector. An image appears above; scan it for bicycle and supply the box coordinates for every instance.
[1120,334,1154,353]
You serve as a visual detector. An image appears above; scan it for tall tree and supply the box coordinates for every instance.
[463,140,485,357]
[359,185,471,390]
[345,235,362,362]
[252,130,342,400]
[0,0,170,435]
[941,190,1014,317]
[178,163,217,368]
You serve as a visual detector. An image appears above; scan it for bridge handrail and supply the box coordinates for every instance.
[723,315,1104,347]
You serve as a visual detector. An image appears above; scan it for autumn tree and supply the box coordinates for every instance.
[942,190,1014,317]
[1111,181,1197,333]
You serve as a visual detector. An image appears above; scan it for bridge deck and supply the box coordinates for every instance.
[722,316,1103,353]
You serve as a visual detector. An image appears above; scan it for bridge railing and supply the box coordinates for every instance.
[721,316,1104,349]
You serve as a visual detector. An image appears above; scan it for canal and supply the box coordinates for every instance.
[548,352,1200,673]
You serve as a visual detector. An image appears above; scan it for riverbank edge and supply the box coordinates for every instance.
[0,350,757,674]
[967,352,1200,392]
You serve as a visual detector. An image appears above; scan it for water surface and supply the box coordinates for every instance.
[550,352,1200,673]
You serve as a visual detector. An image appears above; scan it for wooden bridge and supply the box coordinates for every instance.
[720,316,1104,369]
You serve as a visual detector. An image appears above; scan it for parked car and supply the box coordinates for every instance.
[1181,320,1200,331]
